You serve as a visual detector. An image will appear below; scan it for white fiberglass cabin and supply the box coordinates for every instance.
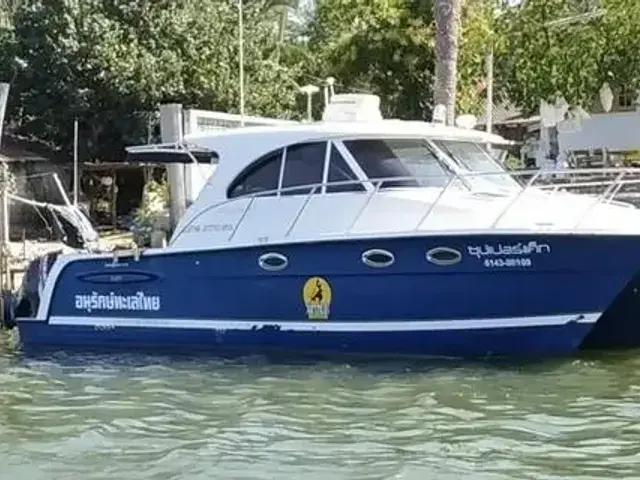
[128,95,640,252]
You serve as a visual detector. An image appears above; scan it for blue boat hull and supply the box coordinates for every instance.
[16,321,592,359]
[13,233,640,359]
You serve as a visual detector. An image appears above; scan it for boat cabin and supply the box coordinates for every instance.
[226,132,519,199]
[126,98,522,249]
[131,123,518,248]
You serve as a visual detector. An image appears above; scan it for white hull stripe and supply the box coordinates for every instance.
[35,313,603,332]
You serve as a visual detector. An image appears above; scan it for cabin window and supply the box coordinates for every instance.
[227,149,283,198]
[343,138,453,189]
[280,142,327,196]
[431,140,518,189]
[326,145,365,193]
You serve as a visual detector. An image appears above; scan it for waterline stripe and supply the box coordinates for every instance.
[42,313,602,332]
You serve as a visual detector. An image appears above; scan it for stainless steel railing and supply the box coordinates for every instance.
[171,166,640,246]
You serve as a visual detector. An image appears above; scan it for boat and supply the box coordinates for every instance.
[5,94,640,359]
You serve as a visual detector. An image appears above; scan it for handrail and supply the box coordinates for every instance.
[572,171,626,229]
[285,185,318,237]
[227,195,256,242]
[489,169,542,229]
[413,174,458,231]
[346,180,383,234]
[169,166,640,246]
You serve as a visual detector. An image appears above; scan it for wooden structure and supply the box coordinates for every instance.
[0,134,72,240]
[80,161,165,229]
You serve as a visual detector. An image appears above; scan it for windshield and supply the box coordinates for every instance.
[431,140,520,190]
[342,138,463,190]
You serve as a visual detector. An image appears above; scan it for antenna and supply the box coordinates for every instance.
[238,0,245,126]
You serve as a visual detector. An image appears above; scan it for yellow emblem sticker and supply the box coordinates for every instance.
[302,276,332,320]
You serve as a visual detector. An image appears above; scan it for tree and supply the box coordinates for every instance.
[305,0,492,121]
[307,0,436,120]
[259,0,301,43]
[494,0,640,115]
[0,0,501,163]
[433,0,464,125]
[1,0,307,161]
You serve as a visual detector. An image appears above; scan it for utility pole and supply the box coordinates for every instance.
[0,162,9,290]
[485,46,494,134]
[238,0,245,126]
[0,83,10,290]
[159,104,187,232]
[73,118,79,205]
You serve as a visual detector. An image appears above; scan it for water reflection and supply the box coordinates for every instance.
[1,341,640,479]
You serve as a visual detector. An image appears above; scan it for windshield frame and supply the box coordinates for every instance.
[334,135,521,193]
[427,139,521,190]
[337,136,473,191]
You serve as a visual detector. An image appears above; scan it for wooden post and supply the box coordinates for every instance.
[159,104,186,232]
[111,168,117,227]
[73,118,79,205]
[0,84,11,290]
[0,162,9,290]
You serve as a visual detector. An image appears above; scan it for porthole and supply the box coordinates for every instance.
[258,252,288,272]
[426,247,462,266]
[362,249,395,268]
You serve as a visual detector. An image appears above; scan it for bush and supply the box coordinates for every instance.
[131,179,169,246]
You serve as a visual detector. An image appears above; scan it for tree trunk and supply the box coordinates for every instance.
[433,0,463,126]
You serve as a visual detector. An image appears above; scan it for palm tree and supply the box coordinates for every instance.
[433,0,463,125]
[252,0,300,43]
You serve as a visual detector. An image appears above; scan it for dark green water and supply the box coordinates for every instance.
[1,338,640,479]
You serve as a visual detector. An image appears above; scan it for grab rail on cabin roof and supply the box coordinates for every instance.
[170,166,640,245]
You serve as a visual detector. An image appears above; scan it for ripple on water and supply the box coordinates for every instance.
[2,346,640,479]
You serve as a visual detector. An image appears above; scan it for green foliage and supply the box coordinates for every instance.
[458,0,495,116]
[0,0,306,161]
[503,154,524,171]
[495,0,640,115]
[131,178,169,246]
[306,0,493,120]
[307,0,435,120]
[0,0,534,161]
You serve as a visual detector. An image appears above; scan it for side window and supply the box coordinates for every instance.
[227,150,283,198]
[281,142,327,196]
[326,145,364,193]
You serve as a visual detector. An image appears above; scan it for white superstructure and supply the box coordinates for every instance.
[126,95,640,254]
